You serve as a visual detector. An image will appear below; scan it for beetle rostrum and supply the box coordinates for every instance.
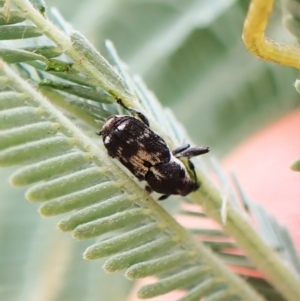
[98,98,209,200]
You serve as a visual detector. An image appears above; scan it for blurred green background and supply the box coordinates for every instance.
[1,0,299,300]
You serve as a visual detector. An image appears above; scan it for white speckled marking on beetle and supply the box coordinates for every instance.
[104,136,111,144]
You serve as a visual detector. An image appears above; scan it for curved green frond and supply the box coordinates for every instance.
[0,61,266,300]
[1,0,300,301]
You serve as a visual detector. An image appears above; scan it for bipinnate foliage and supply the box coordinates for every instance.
[0,1,300,301]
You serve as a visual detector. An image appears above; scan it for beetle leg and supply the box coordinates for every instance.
[158,194,170,201]
[187,159,199,190]
[116,98,150,127]
[145,185,152,194]
[146,186,170,201]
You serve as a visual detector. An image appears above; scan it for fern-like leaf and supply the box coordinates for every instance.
[1,1,300,301]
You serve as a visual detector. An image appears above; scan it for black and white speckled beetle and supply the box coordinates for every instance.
[98,99,209,200]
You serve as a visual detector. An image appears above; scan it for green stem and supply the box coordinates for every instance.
[9,1,300,300]
[194,174,300,301]
[0,60,267,301]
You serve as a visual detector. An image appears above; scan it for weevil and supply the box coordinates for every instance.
[98,99,209,200]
